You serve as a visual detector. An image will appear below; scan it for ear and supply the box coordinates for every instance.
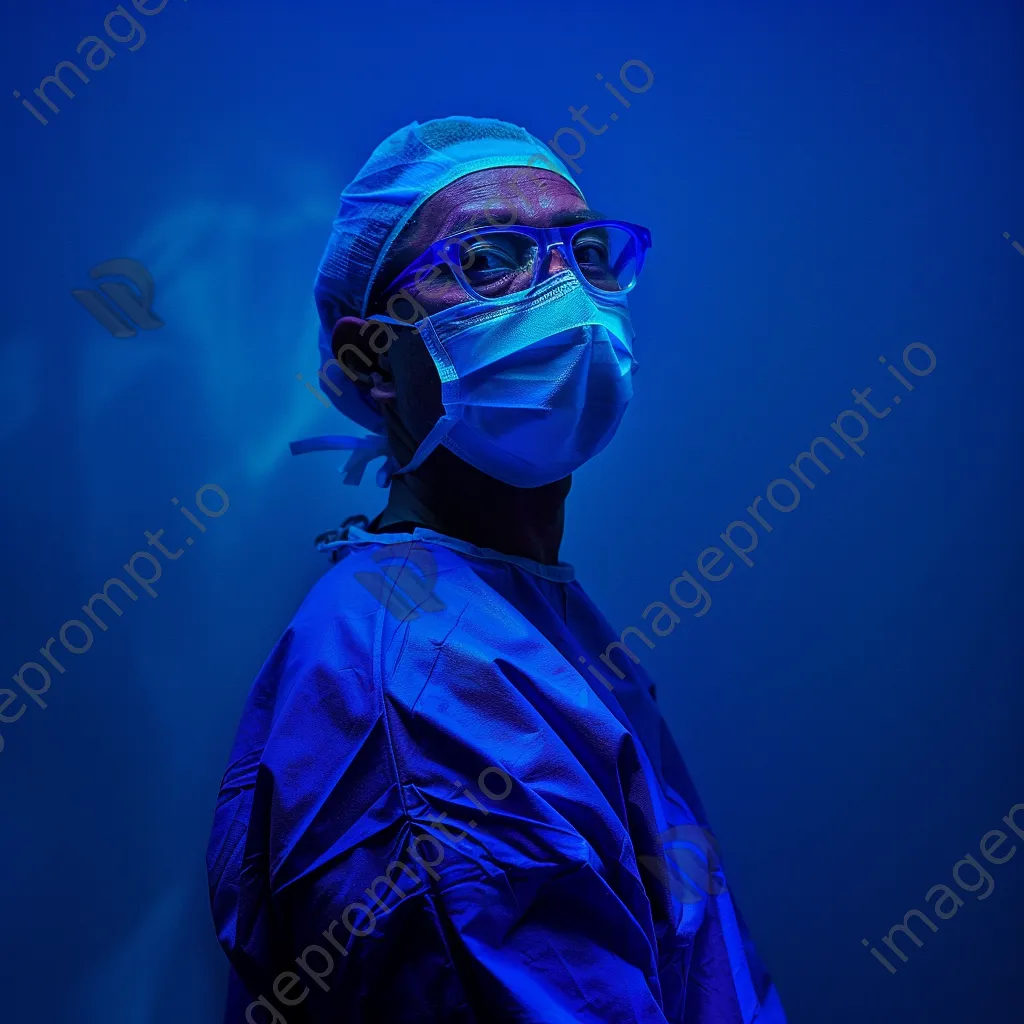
[369,372,397,402]
[332,315,405,377]
[330,316,377,384]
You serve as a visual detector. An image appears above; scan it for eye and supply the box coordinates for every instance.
[459,240,520,277]
[573,224,640,293]
[573,233,611,267]
[452,231,539,297]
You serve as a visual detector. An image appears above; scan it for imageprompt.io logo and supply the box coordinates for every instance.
[72,258,165,338]
[636,824,728,905]
[355,542,447,623]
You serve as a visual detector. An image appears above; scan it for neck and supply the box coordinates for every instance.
[373,447,570,565]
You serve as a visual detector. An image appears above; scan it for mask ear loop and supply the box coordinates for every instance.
[368,311,462,482]
[389,412,460,479]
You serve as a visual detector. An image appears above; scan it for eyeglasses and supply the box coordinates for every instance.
[383,219,652,304]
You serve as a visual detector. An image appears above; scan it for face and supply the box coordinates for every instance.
[333,167,599,448]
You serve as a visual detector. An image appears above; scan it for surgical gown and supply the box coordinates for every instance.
[207,526,787,1023]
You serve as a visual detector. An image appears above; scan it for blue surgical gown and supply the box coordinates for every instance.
[207,526,787,1023]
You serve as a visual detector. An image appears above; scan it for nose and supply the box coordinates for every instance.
[541,244,571,279]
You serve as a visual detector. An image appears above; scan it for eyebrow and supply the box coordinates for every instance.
[550,207,607,226]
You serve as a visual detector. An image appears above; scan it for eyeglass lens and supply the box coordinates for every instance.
[451,226,640,298]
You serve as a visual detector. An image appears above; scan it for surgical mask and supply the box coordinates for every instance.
[372,271,639,488]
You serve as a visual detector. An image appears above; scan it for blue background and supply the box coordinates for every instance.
[2,0,1021,1021]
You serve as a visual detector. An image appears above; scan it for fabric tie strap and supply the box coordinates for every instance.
[289,434,397,487]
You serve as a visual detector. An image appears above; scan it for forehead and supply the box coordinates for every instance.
[404,167,589,250]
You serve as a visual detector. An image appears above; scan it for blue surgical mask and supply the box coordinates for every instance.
[372,271,639,489]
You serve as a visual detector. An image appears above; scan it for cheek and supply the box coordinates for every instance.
[393,328,444,439]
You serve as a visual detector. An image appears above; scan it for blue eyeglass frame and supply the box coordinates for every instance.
[383,219,653,303]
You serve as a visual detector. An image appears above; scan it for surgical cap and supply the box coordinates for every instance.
[312,115,583,433]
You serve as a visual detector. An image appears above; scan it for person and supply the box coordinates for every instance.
[207,115,787,1024]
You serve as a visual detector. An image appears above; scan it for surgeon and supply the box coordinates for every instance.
[207,115,787,1023]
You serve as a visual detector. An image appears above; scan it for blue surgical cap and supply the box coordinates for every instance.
[312,115,583,433]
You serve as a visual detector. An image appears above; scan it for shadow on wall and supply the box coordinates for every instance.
[2,160,355,1024]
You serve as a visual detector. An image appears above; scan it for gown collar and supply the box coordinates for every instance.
[334,524,577,584]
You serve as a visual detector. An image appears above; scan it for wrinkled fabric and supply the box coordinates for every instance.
[207,527,787,1023]
[313,115,581,432]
